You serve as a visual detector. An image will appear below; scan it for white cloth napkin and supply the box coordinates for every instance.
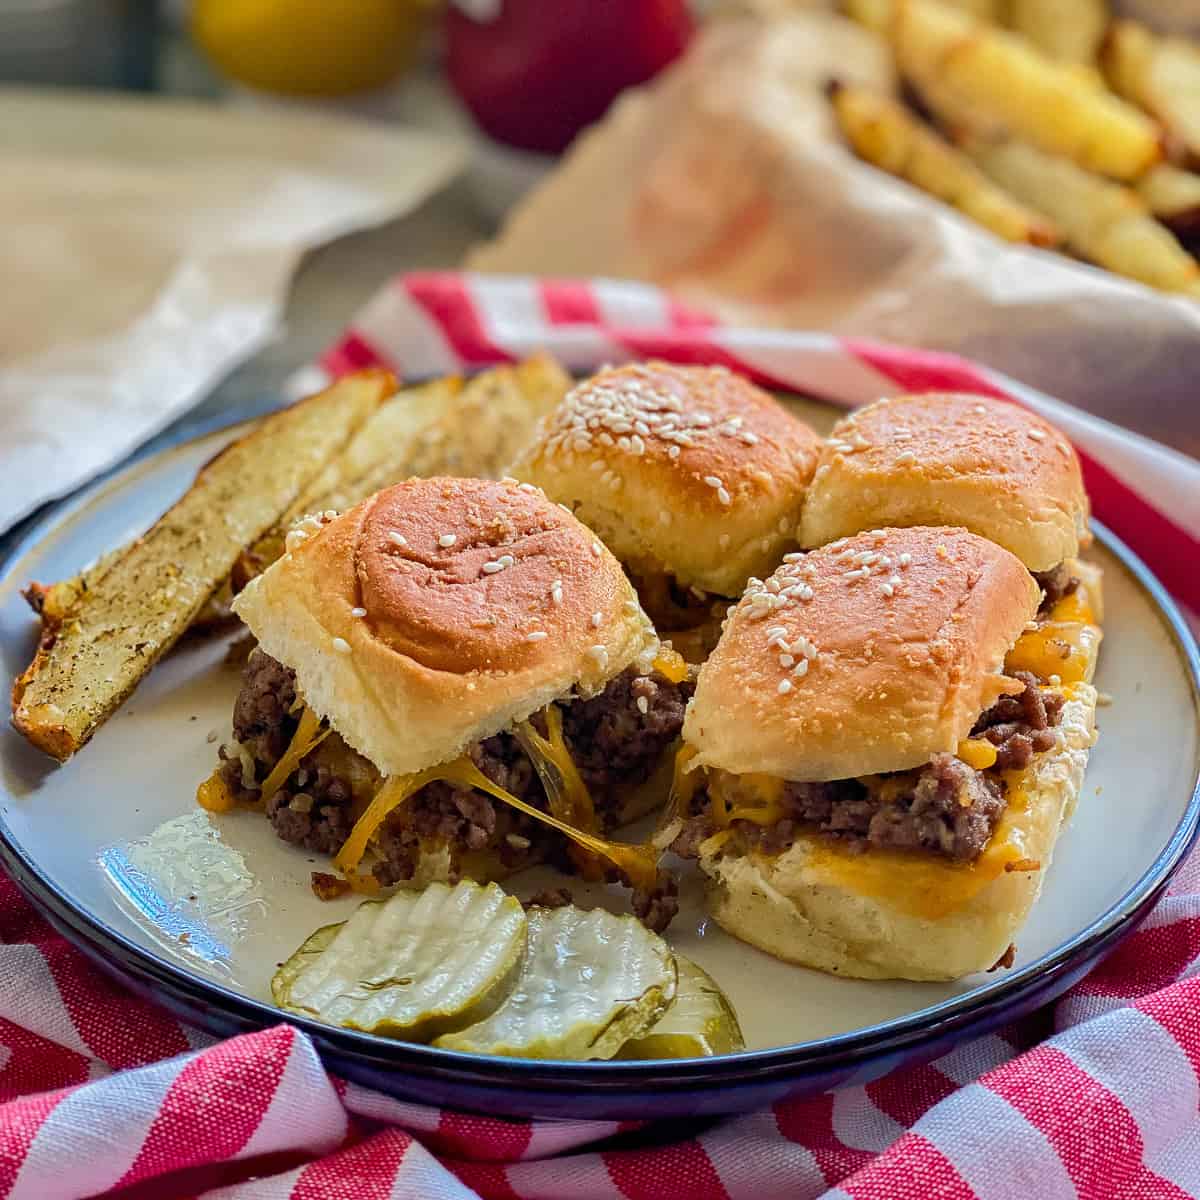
[0,87,464,535]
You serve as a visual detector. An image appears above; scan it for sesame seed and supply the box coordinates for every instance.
[782,552,803,563]
[518,482,537,492]
[668,445,681,459]
[793,658,809,677]
[438,533,457,548]
[973,404,987,415]
[551,582,563,605]
[331,637,351,655]
[501,476,519,485]
[387,531,407,548]
[888,574,902,587]
[351,607,367,618]
[779,653,795,668]
[778,679,793,695]
[482,561,504,574]
[704,475,724,488]
[845,567,869,580]
[739,431,759,445]
[499,554,515,567]
[591,542,602,557]
[557,502,573,514]
[898,553,912,568]
[894,450,917,466]
[717,488,732,506]
[636,695,650,715]
[592,611,603,628]
[588,644,609,667]
[880,583,894,597]
[1027,428,1047,442]
[525,631,548,642]
[506,834,531,850]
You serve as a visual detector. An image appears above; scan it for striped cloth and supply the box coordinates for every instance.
[1,271,1198,1199]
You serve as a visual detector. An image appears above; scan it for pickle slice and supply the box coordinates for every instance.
[435,905,676,1060]
[272,881,527,1040]
[616,957,745,1059]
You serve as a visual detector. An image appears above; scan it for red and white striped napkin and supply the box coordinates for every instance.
[1,272,1198,1199]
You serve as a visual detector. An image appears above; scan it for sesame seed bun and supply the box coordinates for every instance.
[701,682,1098,980]
[510,362,823,598]
[231,477,658,778]
[800,395,1090,572]
[683,527,1041,781]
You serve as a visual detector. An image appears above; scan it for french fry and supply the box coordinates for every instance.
[830,82,1060,246]
[1138,163,1200,238]
[894,0,1161,181]
[1102,21,1200,165]
[1007,0,1108,68]
[11,370,393,762]
[966,137,1200,294]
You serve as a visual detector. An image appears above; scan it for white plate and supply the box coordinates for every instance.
[1,413,1197,1118]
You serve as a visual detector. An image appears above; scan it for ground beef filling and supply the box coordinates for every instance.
[672,672,1064,864]
[1033,564,1079,616]
[220,651,689,922]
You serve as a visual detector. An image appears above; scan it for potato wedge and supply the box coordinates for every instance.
[435,906,676,1059]
[830,82,1060,246]
[408,352,572,482]
[1008,0,1108,68]
[1138,163,1200,238]
[274,882,527,1040]
[1103,21,1200,165]
[895,0,1161,181]
[967,137,1200,293]
[617,957,745,1059]
[11,370,392,761]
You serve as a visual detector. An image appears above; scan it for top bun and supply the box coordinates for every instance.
[232,477,658,778]
[510,362,823,597]
[684,526,1040,781]
[800,394,1090,571]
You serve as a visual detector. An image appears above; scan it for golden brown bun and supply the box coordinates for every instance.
[702,684,1098,980]
[510,362,823,597]
[684,527,1041,781]
[800,394,1090,571]
[232,477,658,777]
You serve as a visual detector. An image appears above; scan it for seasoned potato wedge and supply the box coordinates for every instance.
[11,370,392,761]
[1103,21,1200,165]
[435,906,676,1060]
[1008,0,1108,68]
[967,137,1200,294]
[830,82,1060,246]
[617,957,745,1059]
[895,0,1161,181]
[273,882,527,1040]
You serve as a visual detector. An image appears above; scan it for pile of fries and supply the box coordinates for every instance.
[12,357,573,762]
[834,0,1200,296]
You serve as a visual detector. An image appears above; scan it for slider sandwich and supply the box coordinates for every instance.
[669,526,1100,980]
[511,362,823,661]
[199,477,691,928]
[801,392,1103,685]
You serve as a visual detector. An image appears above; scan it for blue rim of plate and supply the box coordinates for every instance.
[1,404,1198,1119]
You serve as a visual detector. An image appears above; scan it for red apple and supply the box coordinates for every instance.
[446,0,693,155]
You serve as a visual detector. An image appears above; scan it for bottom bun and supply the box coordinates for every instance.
[700,687,1098,981]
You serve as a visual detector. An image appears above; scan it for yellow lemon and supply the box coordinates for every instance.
[192,0,431,97]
